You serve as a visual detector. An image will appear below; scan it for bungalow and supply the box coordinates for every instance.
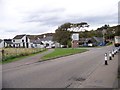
[32,40,44,48]
[27,34,51,48]
[80,37,104,47]
[93,37,105,46]
[4,39,13,47]
[36,33,55,48]
[0,39,14,48]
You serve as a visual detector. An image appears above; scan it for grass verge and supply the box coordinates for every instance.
[41,48,88,61]
[1,49,47,64]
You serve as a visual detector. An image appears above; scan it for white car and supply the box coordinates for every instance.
[88,43,93,47]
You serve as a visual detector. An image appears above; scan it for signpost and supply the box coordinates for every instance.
[71,33,79,48]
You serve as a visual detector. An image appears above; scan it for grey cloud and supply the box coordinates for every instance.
[25,8,65,21]
[24,8,66,26]
[118,2,120,24]
[24,7,117,30]
[0,28,18,33]
[65,13,117,26]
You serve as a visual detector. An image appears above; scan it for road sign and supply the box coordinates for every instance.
[71,33,79,40]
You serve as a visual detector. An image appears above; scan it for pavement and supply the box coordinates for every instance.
[2,46,119,88]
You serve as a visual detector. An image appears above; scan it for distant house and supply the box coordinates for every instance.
[93,37,104,46]
[41,36,55,48]
[4,39,13,47]
[0,39,14,48]
[79,37,104,47]
[13,34,30,48]
[12,33,55,48]
[32,40,44,48]
[7,33,60,48]
[36,33,55,48]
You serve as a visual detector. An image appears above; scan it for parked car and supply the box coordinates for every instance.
[88,43,93,47]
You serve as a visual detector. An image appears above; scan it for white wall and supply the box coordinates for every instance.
[36,44,44,48]
[31,43,44,48]
[0,41,13,48]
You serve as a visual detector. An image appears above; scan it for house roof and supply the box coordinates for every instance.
[13,34,26,39]
[27,35,37,40]
[40,36,53,41]
[13,33,54,41]
[36,33,54,39]
[79,37,102,43]
[93,37,103,42]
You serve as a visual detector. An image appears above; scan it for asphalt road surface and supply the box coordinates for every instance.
[2,46,115,88]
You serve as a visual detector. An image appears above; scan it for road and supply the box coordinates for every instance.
[2,46,116,88]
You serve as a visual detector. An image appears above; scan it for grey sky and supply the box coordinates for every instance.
[0,0,119,39]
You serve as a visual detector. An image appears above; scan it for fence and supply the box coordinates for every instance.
[0,48,45,61]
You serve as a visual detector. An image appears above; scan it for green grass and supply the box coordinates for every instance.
[1,49,47,64]
[41,48,88,61]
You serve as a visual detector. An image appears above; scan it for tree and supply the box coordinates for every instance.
[53,28,71,45]
[70,22,89,32]
[53,22,89,46]
[58,22,72,31]
[115,25,120,36]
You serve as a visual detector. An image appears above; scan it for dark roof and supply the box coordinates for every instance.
[4,39,13,44]
[13,34,26,39]
[79,38,92,42]
[79,37,103,43]
[93,37,103,42]
[40,36,53,41]
[36,33,54,39]
[13,33,54,41]
[27,35,37,40]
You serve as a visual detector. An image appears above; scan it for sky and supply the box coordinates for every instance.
[0,0,119,39]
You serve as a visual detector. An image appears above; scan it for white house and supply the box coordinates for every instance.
[4,39,13,47]
[12,33,59,48]
[12,34,45,48]
[32,41,44,48]
[0,39,13,48]
[13,34,31,48]
[37,34,55,48]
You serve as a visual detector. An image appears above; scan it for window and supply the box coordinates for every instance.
[13,40,15,42]
[22,40,24,42]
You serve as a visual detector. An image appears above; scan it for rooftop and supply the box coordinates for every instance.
[13,34,26,39]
